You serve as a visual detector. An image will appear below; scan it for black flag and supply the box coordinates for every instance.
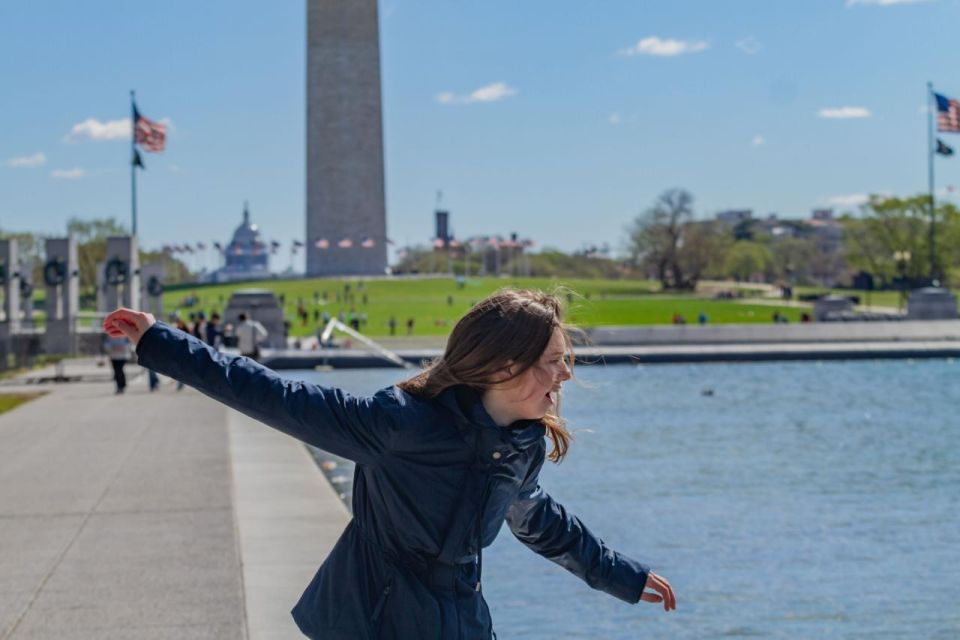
[936,138,954,157]
[132,148,145,169]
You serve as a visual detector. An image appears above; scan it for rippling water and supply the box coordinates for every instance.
[290,359,960,639]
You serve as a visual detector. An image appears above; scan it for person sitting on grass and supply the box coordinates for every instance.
[102,288,675,640]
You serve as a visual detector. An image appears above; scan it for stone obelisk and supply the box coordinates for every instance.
[306,0,388,276]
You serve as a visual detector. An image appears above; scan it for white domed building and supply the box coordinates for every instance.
[210,203,272,283]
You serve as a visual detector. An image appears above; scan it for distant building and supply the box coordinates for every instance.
[209,203,271,283]
[716,209,753,225]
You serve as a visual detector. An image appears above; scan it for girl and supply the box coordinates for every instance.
[103,288,675,639]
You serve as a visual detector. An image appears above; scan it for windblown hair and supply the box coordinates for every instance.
[398,288,579,463]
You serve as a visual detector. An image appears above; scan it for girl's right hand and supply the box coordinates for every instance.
[103,308,157,347]
[640,572,677,612]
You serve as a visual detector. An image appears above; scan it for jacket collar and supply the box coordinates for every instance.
[435,385,546,447]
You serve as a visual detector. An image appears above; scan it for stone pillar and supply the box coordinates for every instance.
[44,237,79,355]
[0,239,20,330]
[0,240,20,369]
[306,0,388,276]
[140,263,164,317]
[103,236,140,311]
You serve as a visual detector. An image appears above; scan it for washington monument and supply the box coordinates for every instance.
[306,0,388,276]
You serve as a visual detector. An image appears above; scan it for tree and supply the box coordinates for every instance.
[841,195,959,287]
[723,241,772,282]
[770,236,817,284]
[626,188,727,290]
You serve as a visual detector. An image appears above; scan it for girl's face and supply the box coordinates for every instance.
[488,327,573,423]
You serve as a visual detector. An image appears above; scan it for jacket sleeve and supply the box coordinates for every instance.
[504,444,650,604]
[136,322,394,464]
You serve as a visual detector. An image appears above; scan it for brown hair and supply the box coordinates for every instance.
[398,287,579,463]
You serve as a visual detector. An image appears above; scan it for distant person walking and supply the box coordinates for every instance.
[205,312,223,349]
[193,312,207,340]
[103,334,132,394]
[236,313,267,360]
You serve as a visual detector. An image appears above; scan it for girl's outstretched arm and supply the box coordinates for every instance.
[103,308,394,464]
[504,444,676,611]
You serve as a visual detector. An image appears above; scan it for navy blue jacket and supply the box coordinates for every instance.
[137,323,650,639]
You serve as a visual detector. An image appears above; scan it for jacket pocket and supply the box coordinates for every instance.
[372,566,444,640]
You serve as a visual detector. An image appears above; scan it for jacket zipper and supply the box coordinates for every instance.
[371,582,392,623]
[474,477,494,591]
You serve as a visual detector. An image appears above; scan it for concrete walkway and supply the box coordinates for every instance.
[0,366,350,639]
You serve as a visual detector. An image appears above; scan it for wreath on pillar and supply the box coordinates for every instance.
[105,257,129,286]
[146,275,164,297]
[43,258,67,287]
[0,262,6,286]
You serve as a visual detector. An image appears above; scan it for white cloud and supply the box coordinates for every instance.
[65,117,131,142]
[752,135,765,146]
[736,37,762,55]
[468,82,517,103]
[608,113,622,125]
[51,167,86,180]
[818,106,872,119]
[619,36,708,57]
[847,0,933,7]
[435,82,518,105]
[825,193,870,206]
[6,152,46,168]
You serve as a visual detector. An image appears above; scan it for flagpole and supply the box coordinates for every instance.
[131,89,138,237]
[927,81,936,282]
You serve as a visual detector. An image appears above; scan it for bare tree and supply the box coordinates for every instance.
[626,188,725,290]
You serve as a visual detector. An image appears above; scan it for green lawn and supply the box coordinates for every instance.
[566,296,804,326]
[160,276,807,337]
[0,392,44,415]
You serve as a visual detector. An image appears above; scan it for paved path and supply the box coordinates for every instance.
[0,366,349,639]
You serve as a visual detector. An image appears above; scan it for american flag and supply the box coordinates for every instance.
[315,238,330,249]
[338,238,353,249]
[134,105,167,152]
[936,92,960,133]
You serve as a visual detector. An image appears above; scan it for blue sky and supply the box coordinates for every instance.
[2,0,960,270]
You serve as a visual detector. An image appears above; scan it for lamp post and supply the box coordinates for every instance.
[893,250,912,311]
